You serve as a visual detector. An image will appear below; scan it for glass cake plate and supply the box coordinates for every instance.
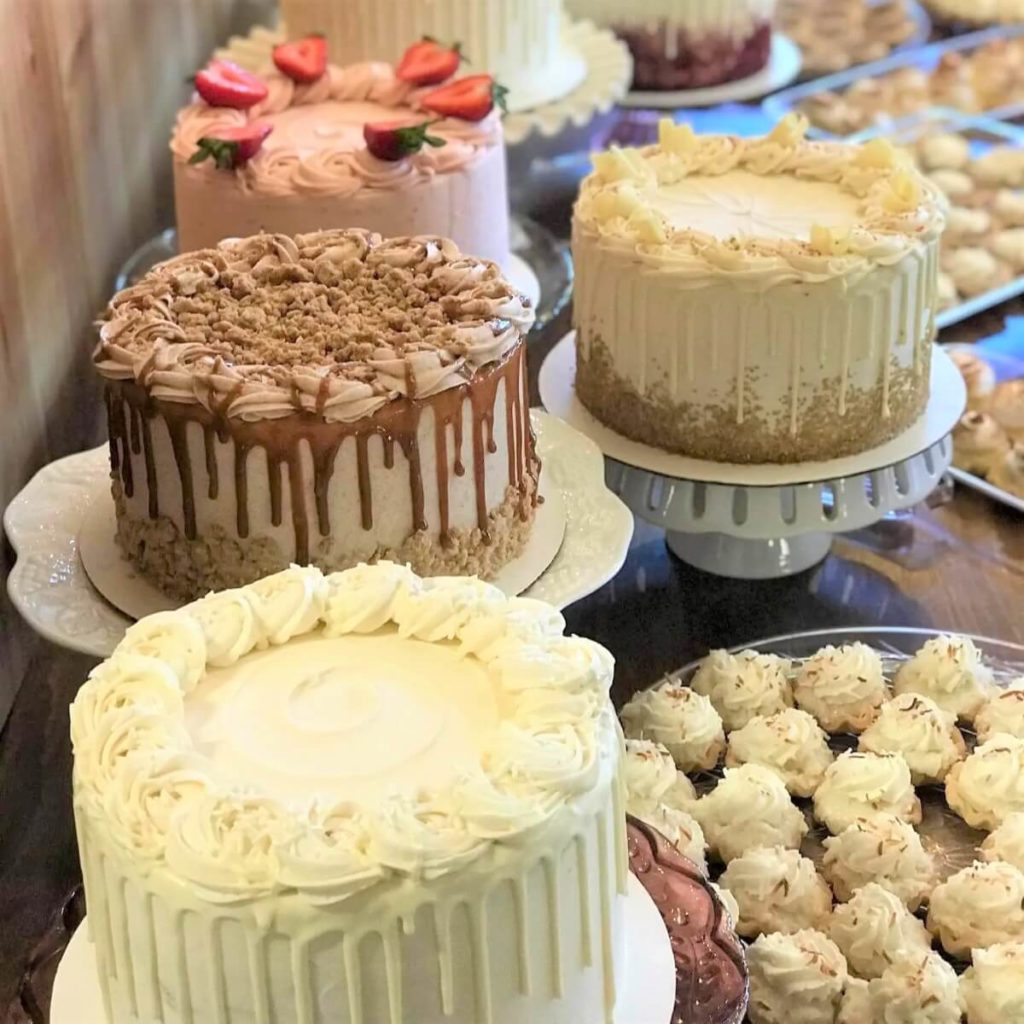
[674,627,1024,882]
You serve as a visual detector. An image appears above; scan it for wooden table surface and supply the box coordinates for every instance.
[2,283,1024,1022]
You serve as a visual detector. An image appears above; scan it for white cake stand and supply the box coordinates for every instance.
[620,33,802,110]
[4,412,634,658]
[540,334,966,579]
[50,875,675,1024]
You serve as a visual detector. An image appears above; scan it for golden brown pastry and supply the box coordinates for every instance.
[989,379,1024,440]
[953,411,1011,476]
[990,441,1024,498]
[951,348,997,408]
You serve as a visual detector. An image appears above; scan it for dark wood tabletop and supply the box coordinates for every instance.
[3,221,1024,1023]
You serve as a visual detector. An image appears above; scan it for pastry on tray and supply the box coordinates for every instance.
[981,810,1024,871]
[718,845,833,938]
[960,942,1024,1024]
[953,411,1012,477]
[691,649,794,731]
[813,751,921,835]
[893,634,995,724]
[747,929,848,1024]
[792,642,886,734]
[945,732,1024,830]
[975,681,1024,742]
[990,441,1024,498]
[927,860,1024,957]
[841,953,964,1024]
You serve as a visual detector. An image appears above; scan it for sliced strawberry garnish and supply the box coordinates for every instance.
[396,38,464,86]
[364,119,447,162]
[420,75,508,122]
[188,122,274,170]
[194,60,268,109]
[273,35,328,83]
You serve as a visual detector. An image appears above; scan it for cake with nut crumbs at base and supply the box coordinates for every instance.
[565,0,776,90]
[572,116,946,464]
[94,229,538,602]
[173,36,511,266]
[69,562,628,1024]
[279,0,588,113]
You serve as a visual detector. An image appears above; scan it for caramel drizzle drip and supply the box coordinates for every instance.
[102,345,535,565]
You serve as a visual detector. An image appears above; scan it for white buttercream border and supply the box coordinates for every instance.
[70,562,618,907]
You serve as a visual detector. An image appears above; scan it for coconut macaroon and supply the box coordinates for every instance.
[821,814,937,910]
[844,953,964,1024]
[960,942,1024,1024]
[746,929,848,1024]
[813,752,921,836]
[927,860,1024,959]
[793,643,887,733]
[619,680,725,772]
[828,882,932,980]
[690,649,794,731]
[975,681,1024,742]
[946,732,1024,832]
[628,802,708,875]
[893,634,996,723]
[693,763,809,863]
[718,846,833,939]
[857,693,966,785]
[981,811,1024,872]
[622,738,697,812]
[726,707,835,797]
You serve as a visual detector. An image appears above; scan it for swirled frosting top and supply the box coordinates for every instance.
[93,230,535,423]
[171,61,502,196]
[574,115,947,286]
[70,562,618,905]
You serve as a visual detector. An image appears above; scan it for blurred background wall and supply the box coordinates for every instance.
[0,0,275,727]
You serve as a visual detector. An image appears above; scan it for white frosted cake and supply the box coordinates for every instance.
[173,51,510,264]
[566,0,775,89]
[70,563,627,1024]
[572,117,945,463]
[279,0,587,113]
[94,229,538,601]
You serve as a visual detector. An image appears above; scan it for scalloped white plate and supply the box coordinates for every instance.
[3,412,633,658]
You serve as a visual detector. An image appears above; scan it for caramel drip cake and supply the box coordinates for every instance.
[94,230,538,600]
[572,116,946,464]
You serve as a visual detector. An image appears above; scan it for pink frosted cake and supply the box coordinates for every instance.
[567,0,776,90]
[172,41,510,266]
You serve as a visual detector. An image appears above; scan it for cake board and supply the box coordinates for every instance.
[620,33,802,110]
[539,333,966,578]
[50,875,676,1024]
[78,470,567,622]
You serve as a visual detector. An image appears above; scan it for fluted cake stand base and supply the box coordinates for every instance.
[539,333,964,579]
[51,875,674,1024]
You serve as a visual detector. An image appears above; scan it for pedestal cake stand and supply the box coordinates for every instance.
[540,334,966,579]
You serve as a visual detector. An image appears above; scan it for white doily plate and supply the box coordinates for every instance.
[4,412,633,659]
[620,33,802,110]
[213,18,633,157]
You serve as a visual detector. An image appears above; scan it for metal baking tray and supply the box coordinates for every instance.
[764,24,1024,139]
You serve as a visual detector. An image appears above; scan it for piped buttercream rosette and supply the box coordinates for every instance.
[70,562,618,906]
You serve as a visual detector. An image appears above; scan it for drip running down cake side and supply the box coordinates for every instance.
[93,230,539,602]
[571,115,946,464]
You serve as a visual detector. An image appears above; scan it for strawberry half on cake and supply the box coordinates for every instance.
[172,38,511,267]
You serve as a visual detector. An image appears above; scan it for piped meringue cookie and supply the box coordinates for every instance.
[837,978,871,1024]
[950,348,997,409]
[917,132,971,172]
[691,649,794,732]
[947,246,1003,298]
[828,882,932,980]
[793,643,886,734]
[893,634,996,724]
[927,860,1024,958]
[693,763,808,863]
[945,205,992,245]
[622,738,697,813]
[719,846,833,939]
[928,168,975,200]
[813,752,921,836]
[961,942,1024,1024]
[821,814,937,910]
[857,693,966,785]
[862,952,964,1024]
[953,411,1011,477]
[627,800,708,875]
[981,811,1024,871]
[975,681,1024,742]
[991,226,1024,273]
[747,929,848,1024]
[726,708,835,798]
[946,732,1024,831]
[711,882,740,930]
[990,441,1024,498]
[619,681,725,772]
[994,188,1024,227]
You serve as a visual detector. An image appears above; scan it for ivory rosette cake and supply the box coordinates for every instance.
[279,0,588,113]
[572,117,945,464]
[69,563,628,1024]
[94,229,538,601]
[172,51,511,263]
[565,0,776,89]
